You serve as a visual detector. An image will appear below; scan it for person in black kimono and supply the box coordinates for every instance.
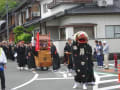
[14,44,19,63]
[8,44,14,61]
[64,38,73,72]
[17,42,26,70]
[72,31,95,89]
[51,42,60,72]
[26,43,36,70]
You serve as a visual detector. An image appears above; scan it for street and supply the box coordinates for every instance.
[3,60,120,90]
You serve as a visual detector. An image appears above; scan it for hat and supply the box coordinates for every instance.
[103,41,107,44]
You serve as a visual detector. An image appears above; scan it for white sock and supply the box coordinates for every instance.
[73,82,79,89]
[83,84,87,89]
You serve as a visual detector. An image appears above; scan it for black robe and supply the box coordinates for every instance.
[51,45,60,70]
[8,45,14,61]
[26,46,36,69]
[72,42,95,83]
[64,43,73,69]
[17,46,26,67]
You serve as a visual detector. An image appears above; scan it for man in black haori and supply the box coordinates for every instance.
[72,31,95,89]
[17,41,26,70]
[51,42,60,72]
[64,38,73,73]
[26,43,37,70]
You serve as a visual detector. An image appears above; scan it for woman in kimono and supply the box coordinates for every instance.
[72,31,95,89]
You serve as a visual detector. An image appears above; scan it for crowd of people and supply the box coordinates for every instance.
[94,40,109,69]
[0,41,37,71]
[0,39,109,72]
[0,41,15,61]
[0,32,110,90]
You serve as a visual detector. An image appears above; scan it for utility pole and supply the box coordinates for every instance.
[6,0,9,42]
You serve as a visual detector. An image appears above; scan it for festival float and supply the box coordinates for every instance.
[34,32,52,70]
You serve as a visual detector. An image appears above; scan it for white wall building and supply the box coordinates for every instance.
[40,0,120,56]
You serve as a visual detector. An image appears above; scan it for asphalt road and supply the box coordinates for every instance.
[2,60,120,90]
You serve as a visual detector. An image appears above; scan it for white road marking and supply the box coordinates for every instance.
[99,79,118,84]
[10,67,119,90]
[54,70,73,78]
[53,71,67,78]
[11,73,39,90]
[54,71,119,90]
[99,85,120,90]
[95,72,118,76]
[36,77,74,81]
[93,72,119,90]
[57,71,68,78]
[100,74,118,78]
[93,72,100,90]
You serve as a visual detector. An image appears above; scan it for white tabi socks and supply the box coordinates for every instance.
[73,82,79,89]
[83,83,87,89]
[73,82,87,89]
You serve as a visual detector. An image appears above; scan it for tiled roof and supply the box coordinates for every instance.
[65,5,120,14]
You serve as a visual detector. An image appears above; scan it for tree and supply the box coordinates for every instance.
[18,33,32,43]
[13,26,35,43]
[0,0,19,17]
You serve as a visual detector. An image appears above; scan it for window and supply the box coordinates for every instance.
[32,4,40,17]
[43,3,48,13]
[115,26,120,38]
[18,13,22,25]
[105,26,114,38]
[59,28,66,40]
[32,12,40,17]
[26,8,29,19]
[74,26,94,39]
[105,25,120,38]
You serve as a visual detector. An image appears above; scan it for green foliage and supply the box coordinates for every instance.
[25,25,35,32]
[13,26,33,43]
[18,33,32,43]
[0,0,19,17]
[13,26,25,35]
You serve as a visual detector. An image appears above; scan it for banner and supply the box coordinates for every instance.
[35,32,40,51]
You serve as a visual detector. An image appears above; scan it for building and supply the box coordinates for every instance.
[0,20,6,41]
[40,0,120,56]
[0,0,41,42]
